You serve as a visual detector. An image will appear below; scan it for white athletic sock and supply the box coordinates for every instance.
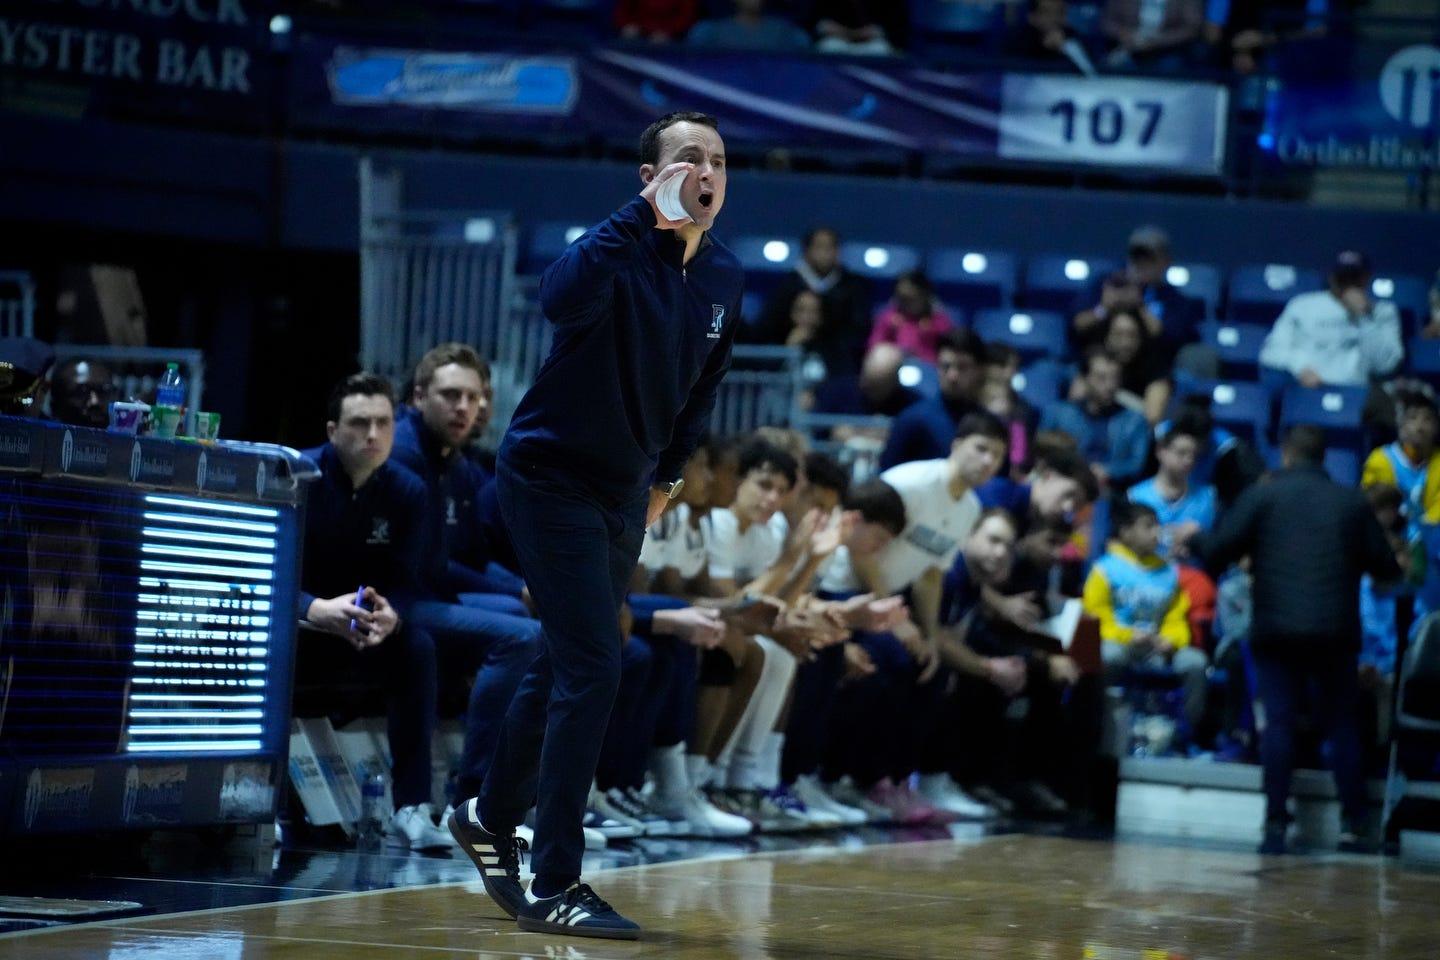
[724,636,798,791]
[686,753,713,790]
[650,744,690,801]
[757,732,785,792]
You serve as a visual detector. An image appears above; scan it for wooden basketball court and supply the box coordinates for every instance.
[3,833,1434,959]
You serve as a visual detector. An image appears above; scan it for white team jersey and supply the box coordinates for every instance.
[867,458,982,594]
[707,507,785,585]
[638,503,708,580]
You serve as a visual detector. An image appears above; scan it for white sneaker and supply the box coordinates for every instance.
[388,804,452,851]
[582,825,607,850]
[793,775,867,827]
[828,777,892,823]
[592,788,648,834]
[915,773,997,820]
[625,787,690,837]
[663,789,752,838]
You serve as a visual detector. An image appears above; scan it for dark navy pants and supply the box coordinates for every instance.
[1253,645,1366,825]
[408,598,542,803]
[479,457,646,892]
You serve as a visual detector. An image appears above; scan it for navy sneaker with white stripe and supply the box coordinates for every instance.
[516,881,641,940]
[447,798,527,919]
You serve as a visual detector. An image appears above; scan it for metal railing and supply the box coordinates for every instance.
[0,271,36,338]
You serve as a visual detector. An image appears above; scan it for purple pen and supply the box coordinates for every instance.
[350,585,366,633]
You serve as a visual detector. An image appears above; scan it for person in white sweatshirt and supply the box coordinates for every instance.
[1259,250,1403,389]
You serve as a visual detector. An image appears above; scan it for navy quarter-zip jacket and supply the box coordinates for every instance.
[501,196,742,503]
[297,444,427,620]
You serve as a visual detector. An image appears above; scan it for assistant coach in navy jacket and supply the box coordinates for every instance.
[449,112,740,939]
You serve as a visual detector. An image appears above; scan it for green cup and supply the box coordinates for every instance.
[151,404,184,439]
[191,411,222,442]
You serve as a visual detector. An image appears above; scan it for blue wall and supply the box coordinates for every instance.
[2,113,1435,275]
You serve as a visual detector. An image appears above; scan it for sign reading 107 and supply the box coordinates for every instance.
[1047,99,1164,147]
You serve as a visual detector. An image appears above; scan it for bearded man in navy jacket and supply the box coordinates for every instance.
[448,112,741,940]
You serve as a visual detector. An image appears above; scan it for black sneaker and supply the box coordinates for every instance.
[1338,818,1379,855]
[1259,820,1288,856]
[516,881,641,940]
[448,798,528,919]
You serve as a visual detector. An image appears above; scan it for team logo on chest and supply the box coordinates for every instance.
[709,304,725,339]
[369,516,391,546]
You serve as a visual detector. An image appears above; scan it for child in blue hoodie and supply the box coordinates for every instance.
[1084,499,1208,730]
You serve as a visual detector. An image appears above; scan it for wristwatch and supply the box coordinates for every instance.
[656,479,686,501]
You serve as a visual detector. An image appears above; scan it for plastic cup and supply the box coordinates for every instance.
[108,401,149,436]
[191,411,221,442]
[151,404,184,439]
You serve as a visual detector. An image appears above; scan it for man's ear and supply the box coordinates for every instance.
[639,163,656,185]
[326,421,338,443]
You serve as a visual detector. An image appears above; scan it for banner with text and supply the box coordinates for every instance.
[1261,43,1440,171]
[290,39,1229,176]
[0,0,272,128]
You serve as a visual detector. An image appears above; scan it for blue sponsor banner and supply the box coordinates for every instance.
[1260,43,1440,171]
[290,39,1229,176]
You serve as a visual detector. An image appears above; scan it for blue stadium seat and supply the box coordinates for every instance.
[732,236,802,296]
[1228,263,1323,324]
[927,248,1018,311]
[1408,337,1440,382]
[974,309,1068,362]
[741,290,766,329]
[525,221,589,274]
[1279,383,1369,444]
[1325,447,1360,487]
[1012,360,1067,410]
[1372,274,1431,338]
[1023,255,1120,312]
[840,242,922,281]
[1200,321,1269,380]
[899,359,941,399]
[1173,375,1274,447]
[1166,263,1222,318]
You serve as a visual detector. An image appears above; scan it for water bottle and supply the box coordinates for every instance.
[356,771,386,853]
[156,362,186,409]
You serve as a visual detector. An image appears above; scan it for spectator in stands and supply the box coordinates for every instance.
[297,374,448,850]
[1259,250,1403,390]
[1077,230,1205,369]
[757,227,871,378]
[389,344,541,813]
[810,0,908,54]
[1102,309,1172,424]
[1359,484,1404,769]
[1039,349,1151,490]
[688,0,811,51]
[1192,424,1401,855]
[1007,0,1099,74]
[1213,0,1331,75]
[50,358,115,429]
[879,329,987,469]
[981,377,1030,477]
[1102,0,1206,71]
[1085,499,1207,732]
[1153,398,1262,509]
[1424,269,1440,338]
[1129,418,1218,560]
[866,270,957,364]
[1362,389,1440,527]
[0,337,54,417]
[813,342,922,419]
[783,289,825,351]
[615,0,698,43]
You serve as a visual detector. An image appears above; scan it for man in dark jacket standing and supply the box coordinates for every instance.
[449,112,740,940]
[1191,425,1400,854]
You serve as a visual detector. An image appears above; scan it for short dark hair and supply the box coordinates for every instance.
[1111,497,1158,534]
[707,433,743,465]
[896,270,932,294]
[1398,389,1440,422]
[328,372,396,423]
[1366,483,1404,516]
[1283,424,1327,467]
[956,409,1009,444]
[1159,415,1207,449]
[1080,346,1120,376]
[1170,403,1213,441]
[936,328,987,364]
[803,226,839,249]
[640,111,719,167]
[844,479,906,536]
[738,439,798,489]
[1034,444,1099,503]
[973,507,1020,539]
[985,343,1021,369]
[414,343,490,392]
[804,452,849,497]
